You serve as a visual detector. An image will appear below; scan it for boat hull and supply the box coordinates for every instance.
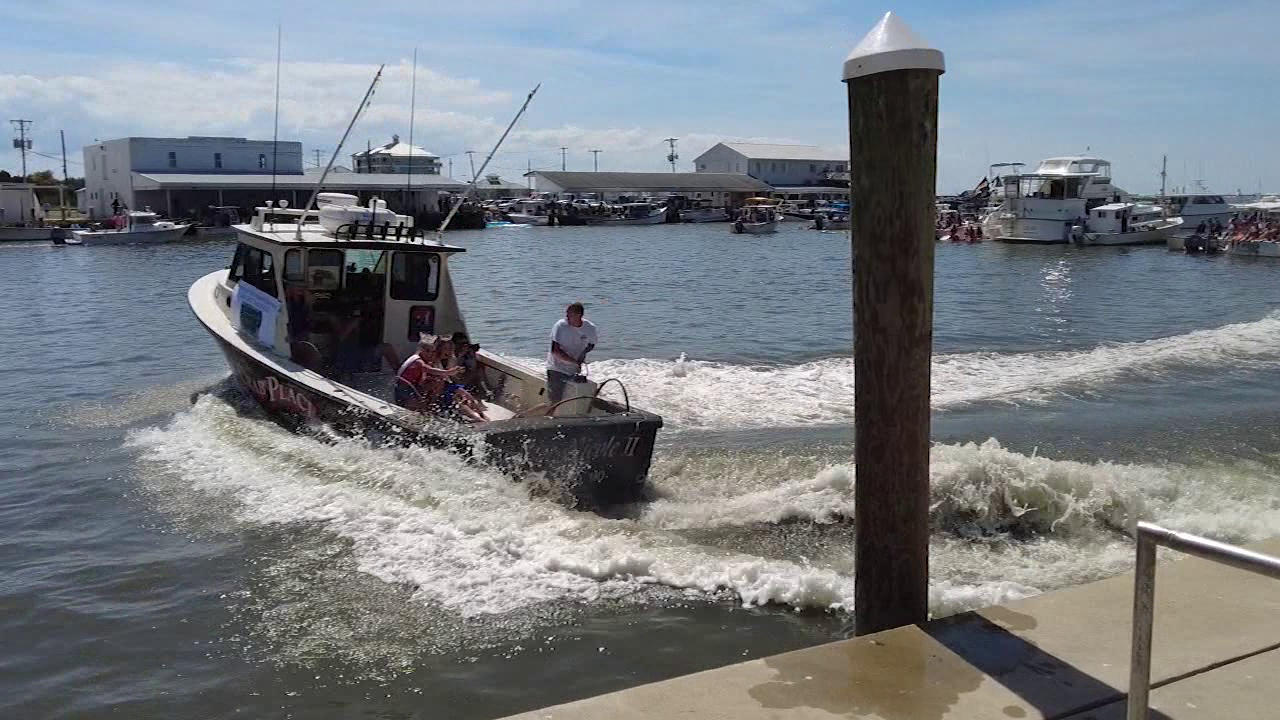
[72,224,191,245]
[1229,241,1280,258]
[598,211,667,226]
[681,209,729,223]
[505,213,551,226]
[1080,218,1182,246]
[0,226,64,241]
[732,221,778,234]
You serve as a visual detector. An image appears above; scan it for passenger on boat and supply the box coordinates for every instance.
[432,336,489,422]
[394,335,462,411]
[449,332,489,397]
[546,302,597,404]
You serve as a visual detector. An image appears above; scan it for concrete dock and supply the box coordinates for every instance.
[502,538,1280,719]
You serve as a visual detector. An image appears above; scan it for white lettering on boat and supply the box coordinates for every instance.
[573,434,642,462]
[235,368,316,417]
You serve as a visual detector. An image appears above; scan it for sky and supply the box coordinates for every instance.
[0,0,1275,194]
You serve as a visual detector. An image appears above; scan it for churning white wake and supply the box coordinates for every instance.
[129,397,1280,621]
[586,312,1280,429]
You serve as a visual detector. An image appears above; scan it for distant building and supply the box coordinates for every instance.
[0,183,43,224]
[471,173,531,200]
[528,171,772,204]
[693,142,847,187]
[83,136,303,218]
[351,135,442,175]
[82,135,466,220]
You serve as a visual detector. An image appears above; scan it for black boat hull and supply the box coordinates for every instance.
[208,331,661,505]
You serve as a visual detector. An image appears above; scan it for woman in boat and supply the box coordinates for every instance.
[395,335,463,412]
[432,336,490,422]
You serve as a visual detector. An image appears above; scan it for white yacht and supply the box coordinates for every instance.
[505,198,553,226]
[983,157,1129,244]
[68,210,191,246]
[1077,203,1183,246]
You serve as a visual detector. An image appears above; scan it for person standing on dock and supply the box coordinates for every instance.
[546,302,597,404]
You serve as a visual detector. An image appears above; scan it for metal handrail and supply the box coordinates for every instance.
[1127,522,1280,719]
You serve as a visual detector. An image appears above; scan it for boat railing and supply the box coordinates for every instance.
[1127,522,1280,719]
[332,222,426,242]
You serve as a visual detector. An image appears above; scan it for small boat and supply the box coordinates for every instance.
[597,202,667,226]
[731,203,778,234]
[70,210,191,246]
[811,211,849,231]
[188,200,662,504]
[193,206,243,240]
[505,199,554,226]
[1076,203,1183,246]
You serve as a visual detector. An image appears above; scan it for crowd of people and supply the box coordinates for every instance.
[1222,213,1280,244]
[393,332,490,422]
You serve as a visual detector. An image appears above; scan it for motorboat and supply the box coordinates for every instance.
[681,204,730,223]
[731,204,778,234]
[1162,193,1231,238]
[187,199,662,504]
[505,198,553,226]
[1075,203,1183,246]
[811,211,849,231]
[597,202,667,226]
[69,210,190,246]
[982,156,1129,244]
[193,206,243,240]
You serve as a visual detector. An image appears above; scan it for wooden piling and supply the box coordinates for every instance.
[844,12,944,636]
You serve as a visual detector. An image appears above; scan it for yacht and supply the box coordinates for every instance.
[69,210,190,246]
[983,156,1129,244]
[187,199,662,504]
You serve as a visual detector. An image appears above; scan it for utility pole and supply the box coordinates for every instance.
[448,158,453,178]
[11,119,32,221]
[60,129,68,222]
[313,149,323,168]
[845,12,944,637]
[664,137,679,172]
[1159,154,1167,199]
[590,149,602,172]
[527,158,532,189]
[465,150,478,182]
[559,146,568,171]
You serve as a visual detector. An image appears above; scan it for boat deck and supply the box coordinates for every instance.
[499,537,1280,719]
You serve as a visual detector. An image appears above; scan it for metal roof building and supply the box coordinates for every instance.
[529,171,772,197]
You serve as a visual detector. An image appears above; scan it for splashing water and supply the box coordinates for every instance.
[586,311,1280,429]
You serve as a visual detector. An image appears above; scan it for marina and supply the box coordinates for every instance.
[5,4,1280,720]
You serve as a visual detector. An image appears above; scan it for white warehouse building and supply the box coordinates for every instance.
[83,136,302,218]
[693,142,848,187]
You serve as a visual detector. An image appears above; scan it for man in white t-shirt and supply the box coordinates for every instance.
[545,301,597,404]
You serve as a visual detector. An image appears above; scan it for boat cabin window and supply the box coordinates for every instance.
[229,243,279,298]
[390,252,441,301]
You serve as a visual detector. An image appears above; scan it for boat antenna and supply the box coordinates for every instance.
[296,64,385,239]
[406,48,417,205]
[436,83,540,240]
[271,24,282,201]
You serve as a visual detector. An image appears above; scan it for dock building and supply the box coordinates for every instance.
[693,142,848,187]
[82,135,468,220]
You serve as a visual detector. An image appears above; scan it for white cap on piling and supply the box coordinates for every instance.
[843,12,945,81]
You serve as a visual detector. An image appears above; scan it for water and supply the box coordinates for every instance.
[5,223,1280,718]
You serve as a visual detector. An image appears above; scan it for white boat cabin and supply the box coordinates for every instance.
[223,207,469,371]
[1087,202,1164,234]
